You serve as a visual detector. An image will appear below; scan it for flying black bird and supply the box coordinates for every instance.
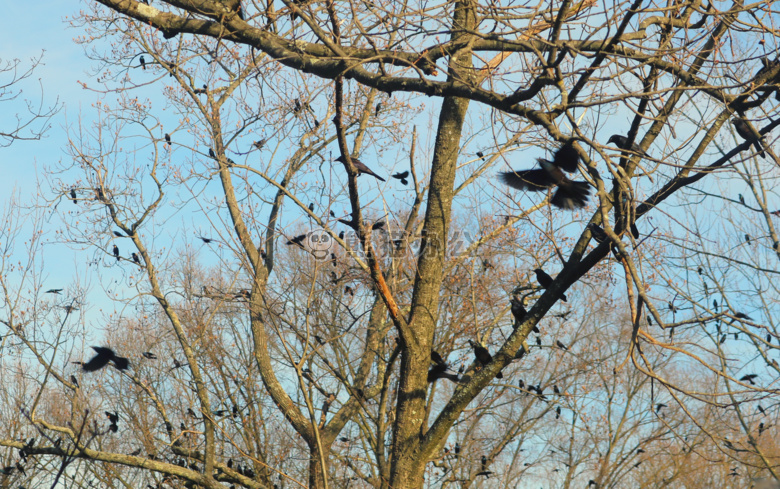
[198,236,213,244]
[740,374,758,385]
[345,285,355,296]
[81,347,130,372]
[286,234,306,246]
[427,362,460,383]
[105,411,119,424]
[431,350,446,366]
[731,117,766,158]
[534,268,567,302]
[132,252,141,264]
[142,351,157,359]
[45,288,63,294]
[70,188,77,204]
[555,340,568,350]
[607,134,648,157]
[467,340,503,379]
[392,170,409,181]
[334,155,386,181]
[112,245,120,260]
[253,139,266,151]
[499,142,590,209]
[655,403,667,413]
[510,297,527,326]
[140,55,146,69]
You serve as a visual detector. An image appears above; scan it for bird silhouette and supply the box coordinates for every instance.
[534,268,567,302]
[140,55,146,69]
[142,351,157,359]
[45,288,63,294]
[607,134,648,157]
[112,245,120,261]
[391,170,409,185]
[468,340,503,379]
[731,117,766,158]
[81,347,130,372]
[335,155,386,181]
[70,188,77,204]
[427,362,460,383]
[132,252,141,264]
[499,142,589,209]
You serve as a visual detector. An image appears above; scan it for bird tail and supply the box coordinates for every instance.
[754,139,767,158]
[551,181,590,209]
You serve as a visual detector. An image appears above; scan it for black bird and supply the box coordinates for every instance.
[481,455,487,471]
[334,155,386,181]
[209,148,216,159]
[607,134,648,157]
[588,223,608,244]
[427,362,460,383]
[70,375,79,388]
[286,234,306,246]
[476,151,485,160]
[467,340,503,379]
[70,188,77,204]
[375,103,382,116]
[740,374,758,385]
[345,285,355,296]
[731,117,766,158]
[372,220,385,230]
[45,288,63,294]
[112,245,120,260]
[555,340,568,350]
[553,385,560,394]
[655,403,667,413]
[739,193,746,205]
[499,142,590,209]
[454,443,460,455]
[510,297,527,326]
[140,55,146,69]
[391,170,409,182]
[431,350,446,366]
[556,406,561,419]
[142,351,157,359]
[198,236,213,244]
[758,405,766,415]
[82,347,130,372]
[132,252,141,264]
[745,234,751,244]
[534,268,567,302]
[308,202,315,211]
[113,231,125,237]
[105,411,119,424]
[164,133,171,144]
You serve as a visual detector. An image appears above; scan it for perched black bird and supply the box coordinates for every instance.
[553,385,560,395]
[476,151,485,160]
[70,375,79,388]
[740,374,758,385]
[334,155,386,181]
[209,148,216,159]
[45,288,63,294]
[555,340,568,350]
[607,134,648,157]
[556,406,561,419]
[140,55,146,69]
[745,234,751,244]
[112,245,120,260]
[499,142,590,209]
[375,103,382,116]
[308,202,315,211]
[731,117,766,158]
[164,133,171,144]
[534,268,567,302]
[253,139,266,151]
[510,297,527,326]
[372,220,385,230]
[82,347,130,372]
[70,188,77,204]
[132,252,141,264]
[142,351,157,359]
[468,340,503,379]
[113,231,125,237]
[588,223,608,244]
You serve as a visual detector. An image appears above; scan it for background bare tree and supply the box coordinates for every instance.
[2,0,780,488]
